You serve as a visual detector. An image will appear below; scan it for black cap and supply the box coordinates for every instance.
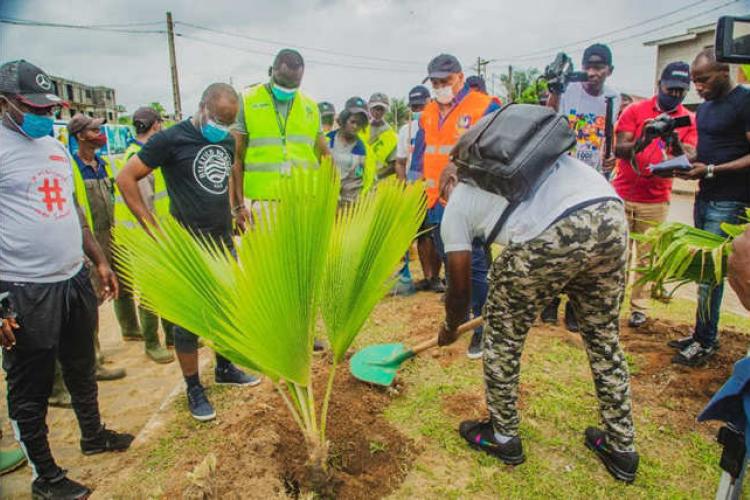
[660,61,691,90]
[465,75,487,93]
[132,106,162,129]
[582,44,613,67]
[0,60,64,108]
[408,85,430,106]
[344,96,368,116]
[318,101,335,116]
[425,54,462,82]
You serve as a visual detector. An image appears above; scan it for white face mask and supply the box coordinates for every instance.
[433,86,454,104]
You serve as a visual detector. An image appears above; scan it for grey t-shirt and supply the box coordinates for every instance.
[0,124,84,282]
[328,130,366,203]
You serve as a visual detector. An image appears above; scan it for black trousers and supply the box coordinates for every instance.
[1,266,101,479]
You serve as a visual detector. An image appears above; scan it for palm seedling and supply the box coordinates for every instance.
[114,163,425,476]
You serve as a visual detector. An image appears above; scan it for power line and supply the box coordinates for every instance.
[0,17,166,34]
[175,21,423,66]
[490,0,738,66]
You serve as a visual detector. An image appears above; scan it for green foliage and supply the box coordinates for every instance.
[386,97,410,130]
[499,67,543,103]
[149,101,167,116]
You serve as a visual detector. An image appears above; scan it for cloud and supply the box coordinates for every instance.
[2,0,748,117]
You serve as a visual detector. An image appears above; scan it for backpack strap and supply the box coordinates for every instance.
[483,200,520,268]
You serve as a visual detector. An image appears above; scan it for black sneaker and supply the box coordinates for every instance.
[429,277,446,293]
[672,341,718,367]
[627,311,647,328]
[540,301,558,324]
[564,301,579,332]
[313,338,328,353]
[667,335,695,350]
[467,331,483,360]
[458,420,525,465]
[215,364,262,387]
[187,384,216,421]
[414,279,431,292]
[80,426,134,456]
[32,471,91,499]
[584,427,638,483]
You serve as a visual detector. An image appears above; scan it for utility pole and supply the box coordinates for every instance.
[166,12,182,120]
[507,65,514,102]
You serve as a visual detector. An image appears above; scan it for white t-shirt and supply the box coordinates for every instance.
[0,125,84,282]
[559,82,620,172]
[396,119,419,162]
[441,155,620,251]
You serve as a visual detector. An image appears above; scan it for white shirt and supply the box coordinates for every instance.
[0,125,84,282]
[559,82,620,172]
[396,119,419,163]
[441,155,619,251]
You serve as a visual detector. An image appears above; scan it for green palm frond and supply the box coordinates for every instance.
[320,178,426,362]
[114,165,339,386]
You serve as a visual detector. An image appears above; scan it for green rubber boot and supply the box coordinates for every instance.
[0,447,26,475]
[140,307,174,364]
[114,296,143,341]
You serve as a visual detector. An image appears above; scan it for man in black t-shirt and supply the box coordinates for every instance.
[671,48,750,367]
[116,83,261,421]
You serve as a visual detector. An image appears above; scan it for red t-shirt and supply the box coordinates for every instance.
[612,96,697,204]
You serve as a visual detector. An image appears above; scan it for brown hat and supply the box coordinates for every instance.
[67,113,104,135]
[132,106,162,130]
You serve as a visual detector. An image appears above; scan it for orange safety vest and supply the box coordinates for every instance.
[420,92,492,208]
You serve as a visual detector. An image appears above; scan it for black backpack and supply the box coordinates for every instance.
[450,103,575,247]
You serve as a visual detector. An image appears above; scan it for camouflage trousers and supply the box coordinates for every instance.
[483,200,635,452]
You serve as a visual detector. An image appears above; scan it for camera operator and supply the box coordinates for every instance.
[669,48,750,366]
[612,62,697,329]
[547,43,620,176]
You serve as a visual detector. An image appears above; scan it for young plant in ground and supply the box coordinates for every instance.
[114,164,424,477]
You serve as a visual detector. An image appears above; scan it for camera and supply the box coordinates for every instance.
[542,52,589,95]
[644,113,691,139]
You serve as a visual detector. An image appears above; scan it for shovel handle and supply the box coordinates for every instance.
[410,317,484,356]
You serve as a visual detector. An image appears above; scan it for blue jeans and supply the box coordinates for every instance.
[470,239,489,335]
[693,198,750,347]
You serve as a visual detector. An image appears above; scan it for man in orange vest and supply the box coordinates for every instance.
[412,54,501,359]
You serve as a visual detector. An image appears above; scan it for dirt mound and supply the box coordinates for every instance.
[161,362,417,499]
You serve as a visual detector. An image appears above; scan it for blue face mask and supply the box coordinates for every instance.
[657,90,683,112]
[412,111,422,121]
[201,119,230,143]
[271,84,297,102]
[5,99,54,139]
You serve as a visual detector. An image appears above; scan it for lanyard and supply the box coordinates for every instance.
[267,84,294,146]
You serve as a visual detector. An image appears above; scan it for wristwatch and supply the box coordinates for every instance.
[705,164,716,179]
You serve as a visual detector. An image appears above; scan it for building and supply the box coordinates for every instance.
[49,75,118,122]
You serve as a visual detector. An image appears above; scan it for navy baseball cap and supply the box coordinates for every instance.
[465,75,487,93]
[582,44,613,67]
[425,54,462,82]
[318,101,335,116]
[408,85,430,106]
[660,61,691,90]
[0,59,64,108]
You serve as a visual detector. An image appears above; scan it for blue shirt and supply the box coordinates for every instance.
[409,88,501,176]
[72,153,109,180]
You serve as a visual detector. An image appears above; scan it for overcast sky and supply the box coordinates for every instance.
[1,0,748,117]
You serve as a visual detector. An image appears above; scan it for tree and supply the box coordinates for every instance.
[149,102,166,117]
[499,67,547,104]
[386,98,409,130]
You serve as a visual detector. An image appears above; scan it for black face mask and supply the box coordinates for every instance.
[657,90,683,112]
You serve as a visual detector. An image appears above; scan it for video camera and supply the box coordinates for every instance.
[542,52,589,95]
[644,113,692,139]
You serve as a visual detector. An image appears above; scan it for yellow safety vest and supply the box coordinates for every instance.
[71,155,113,231]
[359,123,398,192]
[112,142,169,228]
[242,84,320,200]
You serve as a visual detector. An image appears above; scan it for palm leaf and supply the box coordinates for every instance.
[320,178,426,362]
[114,164,339,386]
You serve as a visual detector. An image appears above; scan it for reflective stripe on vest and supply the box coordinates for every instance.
[112,142,170,229]
[242,84,320,200]
[420,92,492,208]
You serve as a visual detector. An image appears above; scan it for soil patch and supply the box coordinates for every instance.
[154,360,417,499]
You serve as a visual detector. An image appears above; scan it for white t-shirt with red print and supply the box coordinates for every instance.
[0,124,84,283]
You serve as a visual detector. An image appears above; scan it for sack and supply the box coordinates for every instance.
[451,103,575,203]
